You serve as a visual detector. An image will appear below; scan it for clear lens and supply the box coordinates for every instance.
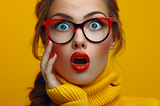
[48,21,74,43]
[84,19,109,41]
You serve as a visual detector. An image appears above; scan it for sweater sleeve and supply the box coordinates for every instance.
[46,83,89,106]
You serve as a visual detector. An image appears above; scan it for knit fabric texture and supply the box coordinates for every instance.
[47,67,160,106]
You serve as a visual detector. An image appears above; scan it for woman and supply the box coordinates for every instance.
[29,0,160,105]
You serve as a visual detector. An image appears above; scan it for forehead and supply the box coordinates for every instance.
[47,0,108,20]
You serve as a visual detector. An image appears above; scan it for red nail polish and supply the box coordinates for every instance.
[47,38,50,46]
[51,53,56,58]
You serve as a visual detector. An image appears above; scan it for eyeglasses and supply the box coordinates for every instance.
[42,17,114,44]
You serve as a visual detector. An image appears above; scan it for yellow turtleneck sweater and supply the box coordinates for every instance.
[46,67,160,106]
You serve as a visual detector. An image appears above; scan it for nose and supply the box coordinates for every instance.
[72,28,87,49]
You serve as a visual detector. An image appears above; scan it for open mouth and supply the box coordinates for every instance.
[73,57,88,65]
[70,52,90,72]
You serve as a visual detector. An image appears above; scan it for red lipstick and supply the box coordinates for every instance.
[70,52,90,72]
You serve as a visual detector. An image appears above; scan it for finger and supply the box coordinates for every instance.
[40,39,53,72]
[45,53,56,75]
[44,53,61,88]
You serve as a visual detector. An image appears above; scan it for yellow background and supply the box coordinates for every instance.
[0,0,160,106]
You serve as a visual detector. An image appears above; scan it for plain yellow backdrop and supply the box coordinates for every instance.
[0,0,160,106]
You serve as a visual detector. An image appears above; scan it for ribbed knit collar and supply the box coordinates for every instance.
[54,67,122,105]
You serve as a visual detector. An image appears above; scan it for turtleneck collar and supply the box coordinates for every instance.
[54,66,122,105]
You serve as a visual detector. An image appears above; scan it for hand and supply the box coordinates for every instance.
[40,39,61,89]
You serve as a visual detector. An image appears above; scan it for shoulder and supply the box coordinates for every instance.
[111,95,160,106]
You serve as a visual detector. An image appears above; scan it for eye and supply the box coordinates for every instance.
[89,22,102,30]
[56,23,70,31]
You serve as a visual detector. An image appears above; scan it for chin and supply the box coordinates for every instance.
[65,72,98,85]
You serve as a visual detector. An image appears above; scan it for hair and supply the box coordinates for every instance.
[29,0,125,105]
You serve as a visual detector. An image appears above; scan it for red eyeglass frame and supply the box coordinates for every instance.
[42,17,115,44]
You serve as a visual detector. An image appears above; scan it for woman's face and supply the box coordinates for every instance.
[47,0,117,84]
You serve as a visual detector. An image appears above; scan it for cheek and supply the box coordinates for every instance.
[51,43,72,73]
[52,44,71,56]
[89,36,112,59]
[87,34,112,73]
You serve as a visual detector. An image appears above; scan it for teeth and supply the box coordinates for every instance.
[76,57,85,59]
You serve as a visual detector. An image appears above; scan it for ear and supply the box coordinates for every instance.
[110,33,118,49]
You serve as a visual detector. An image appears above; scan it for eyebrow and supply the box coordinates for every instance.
[50,13,73,20]
[50,11,106,20]
[84,11,107,19]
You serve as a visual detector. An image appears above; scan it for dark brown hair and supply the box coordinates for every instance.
[29,0,125,105]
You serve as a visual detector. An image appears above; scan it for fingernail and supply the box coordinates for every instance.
[51,53,56,58]
[47,38,50,46]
